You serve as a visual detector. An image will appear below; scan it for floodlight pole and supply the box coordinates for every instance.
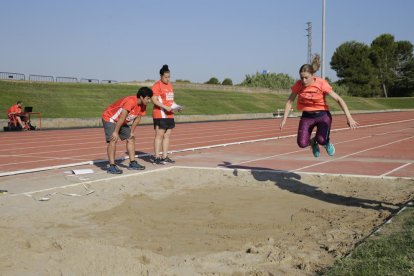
[321,0,326,78]
[306,22,312,64]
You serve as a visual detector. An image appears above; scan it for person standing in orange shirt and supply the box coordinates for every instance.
[151,64,182,164]
[279,55,359,157]
[102,87,153,174]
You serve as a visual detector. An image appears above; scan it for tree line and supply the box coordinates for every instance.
[203,33,413,98]
[331,33,414,97]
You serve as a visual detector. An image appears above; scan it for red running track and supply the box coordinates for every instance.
[0,111,413,178]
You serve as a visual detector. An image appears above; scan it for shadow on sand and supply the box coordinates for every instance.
[218,161,401,212]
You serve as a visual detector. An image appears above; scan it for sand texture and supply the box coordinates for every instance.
[0,167,413,275]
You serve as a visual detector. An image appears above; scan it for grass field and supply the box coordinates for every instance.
[1,80,413,119]
[319,206,414,275]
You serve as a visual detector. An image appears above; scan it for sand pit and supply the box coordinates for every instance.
[0,167,413,275]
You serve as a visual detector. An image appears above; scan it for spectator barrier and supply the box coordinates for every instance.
[56,77,78,83]
[0,72,25,81]
[80,78,99,84]
[0,71,117,84]
[29,74,54,82]
[101,80,117,84]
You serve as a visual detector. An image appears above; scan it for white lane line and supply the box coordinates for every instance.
[223,127,413,167]
[224,135,374,167]
[173,165,414,180]
[381,163,413,177]
[0,134,296,177]
[294,136,414,172]
[0,160,98,177]
[2,117,412,153]
[0,120,280,146]
[1,120,413,177]
[4,166,175,198]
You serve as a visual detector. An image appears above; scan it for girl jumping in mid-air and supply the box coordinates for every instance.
[279,55,359,157]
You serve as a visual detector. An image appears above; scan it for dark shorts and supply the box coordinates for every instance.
[102,119,131,143]
[297,111,332,147]
[153,118,175,130]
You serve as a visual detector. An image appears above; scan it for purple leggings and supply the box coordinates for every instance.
[297,111,332,148]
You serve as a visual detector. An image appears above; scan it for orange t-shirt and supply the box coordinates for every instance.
[152,80,174,119]
[7,104,22,116]
[291,77,332,111]
[102,96,146,125]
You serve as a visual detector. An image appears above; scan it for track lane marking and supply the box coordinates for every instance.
[293,136,414,172]
[381,163,413,177]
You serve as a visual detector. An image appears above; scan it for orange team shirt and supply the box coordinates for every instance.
[152,80,174,119]
[7,104,22,115]
[102,96,146,125]
[291,76,332,111]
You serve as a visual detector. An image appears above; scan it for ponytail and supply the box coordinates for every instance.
[299,54,321,74]
[159,64,170,76]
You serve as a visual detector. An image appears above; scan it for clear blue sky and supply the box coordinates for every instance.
[1,0,413,84]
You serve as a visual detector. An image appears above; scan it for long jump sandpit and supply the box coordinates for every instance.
[0,167,413,275]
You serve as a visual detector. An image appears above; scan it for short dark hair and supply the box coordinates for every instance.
[17,101,22,104]
[137,87,153,98]
[159,64,170,76]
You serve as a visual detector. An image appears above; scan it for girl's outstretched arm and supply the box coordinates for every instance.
[329,91,359,129]
[280,92,297,131]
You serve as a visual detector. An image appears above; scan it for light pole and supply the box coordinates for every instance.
[306,22,312,64]
[321,0,326,78]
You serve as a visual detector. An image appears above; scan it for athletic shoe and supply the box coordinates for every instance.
[310,137,320,158]
[107,164,123,174]
[153,157,166,165]
[162,156,175,164]
[128,160,145,170]
[324,142,335,156]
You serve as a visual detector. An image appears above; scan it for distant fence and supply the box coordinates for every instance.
[80,78,99,84]
[172,82,291,94]
[0,71,116,84]
[101,80,117,84]
[0,72,25,81]
[29,74,54,82]
[56,77,78,83]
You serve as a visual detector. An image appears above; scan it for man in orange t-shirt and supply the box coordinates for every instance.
[7,101,27,130]
[102,87,153,174]
[279,55,359,158]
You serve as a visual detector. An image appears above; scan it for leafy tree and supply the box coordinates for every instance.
[221,78,233,86]
[331,82,349,96]
[205,77,220,85]
[330,41,380,97]
[330,34,414,97]
[370,34,414,97]
[240,72,294,89]
[370,34,397,97]
[392,40,414,96]
[392,58,414,96]
[326,77,349,96]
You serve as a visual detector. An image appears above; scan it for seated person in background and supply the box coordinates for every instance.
[7,101,28,129]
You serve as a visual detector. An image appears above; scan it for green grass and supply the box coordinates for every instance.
[319,207,414,275]
[1,80,413,119]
